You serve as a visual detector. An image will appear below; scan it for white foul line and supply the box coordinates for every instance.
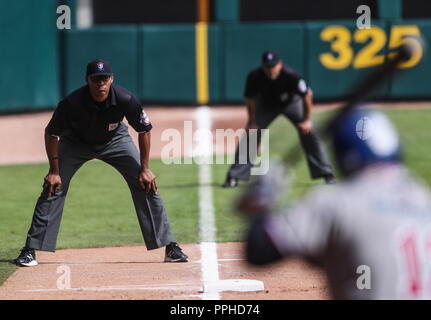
[195,106,264,300]
[195,106,220,300]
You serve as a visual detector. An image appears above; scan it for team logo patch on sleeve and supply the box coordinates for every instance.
[140,108,150,125]
[298,79,307,94]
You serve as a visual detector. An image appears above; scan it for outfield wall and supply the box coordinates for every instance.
[59,20,431,104]
[0,1,60,112]
[0,2,430,112]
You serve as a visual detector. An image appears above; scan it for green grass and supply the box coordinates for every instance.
[212,162,249,242]
[386,108,431,182]
[1,107,430,285]
[0,159,199,285]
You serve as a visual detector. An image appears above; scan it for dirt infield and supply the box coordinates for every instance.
[0,243,329,300]
[0,104,335,300]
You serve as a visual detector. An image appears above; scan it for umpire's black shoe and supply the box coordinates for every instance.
[13,247,38,267]
[164,242,188,262]
[324,175,336,185]
[222,176,238,188]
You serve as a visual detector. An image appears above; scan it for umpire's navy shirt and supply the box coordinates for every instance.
[244,64,309,108]
[46,84,152,145]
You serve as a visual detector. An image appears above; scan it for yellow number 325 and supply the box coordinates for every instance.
[319,25,423,70]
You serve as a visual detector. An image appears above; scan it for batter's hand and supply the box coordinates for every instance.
[43,173,62,197]
[297,119,312,135]
[139,168,158,194]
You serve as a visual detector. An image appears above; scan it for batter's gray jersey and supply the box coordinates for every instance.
[265,164,431,299]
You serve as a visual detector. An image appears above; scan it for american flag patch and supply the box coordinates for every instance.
[108,123,119,131]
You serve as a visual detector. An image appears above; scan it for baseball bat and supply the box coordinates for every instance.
[236,38,422,215]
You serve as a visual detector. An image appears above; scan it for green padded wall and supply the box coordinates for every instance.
[64,26,139,97]
[139,25,196,103]
[389,20,431,98]
[306,20,390,100]
[208,24,223,102]
[0,1,59,111]
[1,9,431,112]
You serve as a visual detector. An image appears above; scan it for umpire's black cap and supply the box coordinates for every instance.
[86,59,113,77]
[262,51,280,67]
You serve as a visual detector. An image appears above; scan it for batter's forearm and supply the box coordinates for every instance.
[44,131,59,174]
[138,132,151,170]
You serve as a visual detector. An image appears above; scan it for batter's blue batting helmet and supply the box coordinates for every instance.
[331,107,402,176]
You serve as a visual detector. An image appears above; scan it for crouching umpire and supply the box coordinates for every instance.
[13,59,188,266]
[222,50,335,187]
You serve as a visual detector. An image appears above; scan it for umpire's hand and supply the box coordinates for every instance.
[139,168,158,194]
[43,172,62,197]
[297,119,313,135]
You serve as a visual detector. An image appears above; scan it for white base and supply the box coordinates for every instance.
[201,279,264,293]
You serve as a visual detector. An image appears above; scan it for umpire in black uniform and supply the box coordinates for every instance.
[222,51,335,187]
[14,59,188,266]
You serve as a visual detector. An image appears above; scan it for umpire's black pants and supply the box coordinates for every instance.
[226,95,334,181]
[25,123,175,252]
